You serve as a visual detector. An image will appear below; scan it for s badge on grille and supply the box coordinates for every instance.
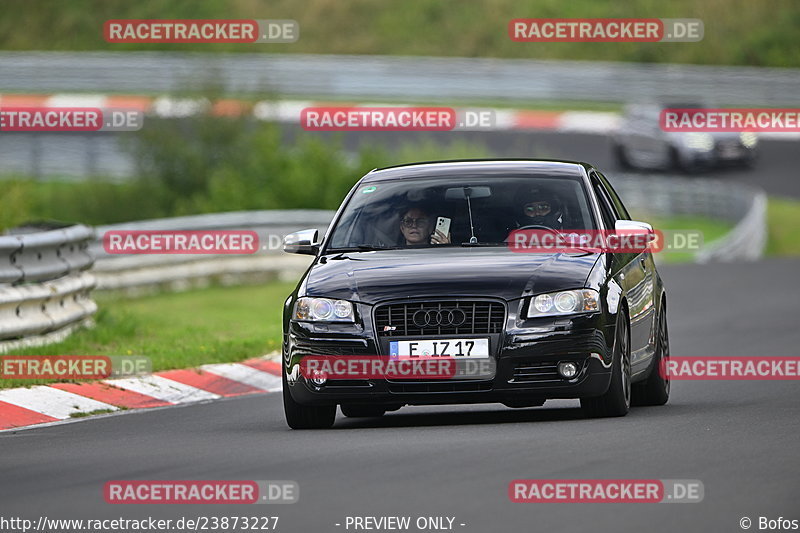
[383,325,397,331]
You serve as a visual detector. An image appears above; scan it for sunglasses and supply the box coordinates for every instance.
[401,217,431,228]
[524,202,551,215]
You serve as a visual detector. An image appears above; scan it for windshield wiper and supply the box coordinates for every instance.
[458,239,597,254]
[460,242,506,247]
[327,245,404,253]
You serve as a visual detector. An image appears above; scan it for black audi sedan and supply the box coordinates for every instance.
[281,160,670,429]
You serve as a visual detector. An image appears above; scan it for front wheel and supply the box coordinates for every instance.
[581,312,631,418]
[282,368,336,429]
[632,306,670,406]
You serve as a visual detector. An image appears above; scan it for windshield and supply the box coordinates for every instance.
[327,175,596,251]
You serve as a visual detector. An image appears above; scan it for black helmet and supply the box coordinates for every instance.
[522,190,563,229]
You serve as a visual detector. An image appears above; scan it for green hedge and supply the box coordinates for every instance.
[0,0,797,67]
[0,116,491,228]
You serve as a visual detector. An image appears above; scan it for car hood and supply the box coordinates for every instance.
[303,248,601,303]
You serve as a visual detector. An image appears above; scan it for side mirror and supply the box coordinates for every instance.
[614,220,655,256]
[283,229,320,255]
[614,220,653,233]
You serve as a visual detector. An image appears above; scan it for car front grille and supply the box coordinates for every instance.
[387,380,493,393]
[715,139,746,156]
[374,300,505,337]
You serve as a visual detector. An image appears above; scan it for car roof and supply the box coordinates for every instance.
[362,159,592,183]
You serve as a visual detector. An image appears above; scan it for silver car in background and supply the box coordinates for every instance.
[612,102,758,172]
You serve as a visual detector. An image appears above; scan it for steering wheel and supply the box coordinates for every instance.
[504,224,564,244]
[516,224,563,234]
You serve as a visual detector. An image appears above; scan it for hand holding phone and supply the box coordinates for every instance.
[432,217,452,244]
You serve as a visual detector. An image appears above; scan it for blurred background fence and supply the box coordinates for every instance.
[2,52,799,104]
[2,52,800,179]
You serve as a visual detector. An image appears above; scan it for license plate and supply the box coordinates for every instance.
[389,338,489,359]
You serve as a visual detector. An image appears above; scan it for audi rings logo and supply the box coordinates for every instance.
[412,308,467,328]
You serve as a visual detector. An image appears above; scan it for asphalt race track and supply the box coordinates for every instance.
[2,258,798,532]
[294,128,800,199]
[4,129,798,198]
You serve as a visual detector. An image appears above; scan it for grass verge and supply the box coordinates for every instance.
[766,196,800,256]
[0,281,295,389]
[633,214,733,263]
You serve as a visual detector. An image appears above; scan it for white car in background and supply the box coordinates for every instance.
[612,102,758,172]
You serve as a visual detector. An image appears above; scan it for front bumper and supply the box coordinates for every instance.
[684,143,756,167]
[284,308,615,407]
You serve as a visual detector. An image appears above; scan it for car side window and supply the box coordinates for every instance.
[590,174,618,229]
[595,172,631,220]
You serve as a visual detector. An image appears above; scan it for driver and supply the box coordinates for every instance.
[399,206,451,246]
[518,190,564,230]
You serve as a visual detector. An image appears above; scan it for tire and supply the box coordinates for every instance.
[614,144,632,170]
[581,311,631,418]
[632,306,670,406]
[282,368,336,429]
[669,146,686,172]
[340,405,387,418]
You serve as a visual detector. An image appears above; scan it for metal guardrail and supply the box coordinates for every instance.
[608,173,767,262]
[609,173,759,223]
[1,225,94,283]
[91,211,333,294]
[0,225,97,352]
[2,52,799,105]
[695,192,767,262]
[0,273,96,339]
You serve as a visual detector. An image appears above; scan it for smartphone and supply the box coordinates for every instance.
[435,216,451,238]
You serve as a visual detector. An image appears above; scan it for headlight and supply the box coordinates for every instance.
[682,132,714,151]
[295,297,355,322]
[527,289,599,318]
[740,131,758,148]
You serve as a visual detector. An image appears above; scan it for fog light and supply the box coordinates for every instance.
[309,370,327,386]
[557,361,579,379]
